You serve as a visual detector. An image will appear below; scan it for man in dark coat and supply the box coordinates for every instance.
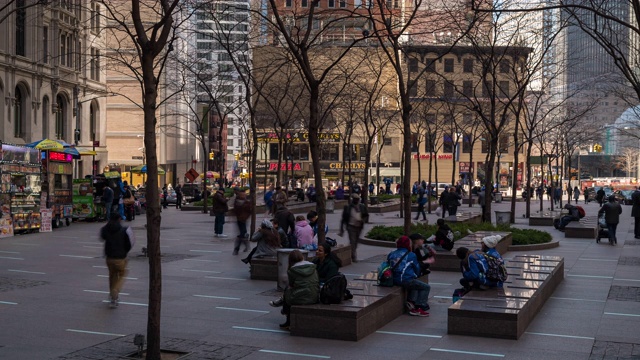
[100,213,135,308]
[338,194,369,262]
[212,188,229,238]
[632,187,640,239]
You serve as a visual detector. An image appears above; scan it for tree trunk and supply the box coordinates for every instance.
[308,85,327,244]
[402,112,412,233]
[249,113,258,236]
[141,53,162,360]
[510,132,518,223]
[525,140,533,218]
[483,137,498,223]
[399,144,405,218]
[427,153,433,213]
[468,143,475,207]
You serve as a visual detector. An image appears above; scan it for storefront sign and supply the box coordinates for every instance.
[459,162,473,173]
[259,163,303,171]
[413,154,454,160]
[328,162,366,170]
[40,209,52,233]
[48,151,73,163]
[257,132,341,143]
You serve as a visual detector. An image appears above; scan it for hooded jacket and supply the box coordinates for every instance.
[233,194,251,222]
[461,250,498,287]
[295,220,315,248]
[387,248,420,285]
[211,190,228,214]
[284,261,319,305]
[100,221,134,259]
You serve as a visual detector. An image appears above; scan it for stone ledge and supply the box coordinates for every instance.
[508,239,559,252]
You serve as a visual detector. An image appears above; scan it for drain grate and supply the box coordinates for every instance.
[619,257,640,266]
[0,277,48,292]
[608,285,640,302]
[591,340,640,359]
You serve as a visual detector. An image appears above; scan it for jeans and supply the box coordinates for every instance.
[104,201,113,221]
[607,222,618,243]
[415,203,426,220]
[214,212,225,235]
[403,279,431,307]
[237,220,247,238]
[635,217,640,237]
[106,258,128,300]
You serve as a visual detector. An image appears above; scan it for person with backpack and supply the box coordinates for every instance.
[598,195,623,245]
[100,213,135,308]
[456,246,500,291]
[269,250,319,330]
[429,218,454,251]
[387,236,431,317]
[414,183,427,221]
[556,203,581,231]
[313,243,353,302]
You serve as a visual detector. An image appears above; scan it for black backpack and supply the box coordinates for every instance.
[320,273,348,304]
[482,253,508,283]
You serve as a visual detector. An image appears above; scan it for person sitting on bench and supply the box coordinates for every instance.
[456,246,499,290]
[388,236,431,317]
[556,204,580,231]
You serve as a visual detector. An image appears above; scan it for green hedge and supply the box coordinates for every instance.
[366,223,551,246]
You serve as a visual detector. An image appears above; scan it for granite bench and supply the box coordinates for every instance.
[443,212,482,224]
[448,254,564,339]
[249,244,352,281]
[290,272,428,341]
[528,210,562,226]
[429,231,512,272]
[564,216,597,239]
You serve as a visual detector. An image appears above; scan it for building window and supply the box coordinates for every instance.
[408,58,418,72]
[425,80,436,96]
[462,133,472,153]
[408,83,417,97]
[443,82,454,97]
[302,0,308,7]
[499,59,510,73]
[499,135,509,153]
[14,87,24,138]
[339,0,346,8]
[463,59,473,73]
[228,139,234,147]
[463,80,473,97]
[383,137,392,145]
[56,95,66,140]
[15,0,26,56]
[410,134,419,153]
[444,58,454,73]
[499,80,510,97]
[481,134,489,153]
[424,132,436,153]
[425,58,436,72]
[483,81,493,98]
[42,96,49,139]
[43,26,48,63]
[443,134,454,153]
[269,143,279,160]
[320,144,339,161]
[285,0,292,6]
[291,143,309,160]
[60,33,66,66]
[328,0,335,7]
[89,102,96,141]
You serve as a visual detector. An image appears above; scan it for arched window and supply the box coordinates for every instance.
[42,96,49,138]
[56,95,65,140]
[15,0,26,56]
[14,86,24,138]
[89,102,96,141]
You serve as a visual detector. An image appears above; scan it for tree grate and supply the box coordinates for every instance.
[618,257,640,266]
[590,340,640,359]
[607,285,640,302]
[0,277,48,292]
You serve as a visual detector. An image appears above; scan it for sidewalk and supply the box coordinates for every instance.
[0,199,638,359]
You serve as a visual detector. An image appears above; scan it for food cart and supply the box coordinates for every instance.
[42,151,74,228]
[0,144,42,236]
[72,178,96,221]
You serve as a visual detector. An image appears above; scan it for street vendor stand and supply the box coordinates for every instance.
[0,144,42,236]
[72,178,96,221]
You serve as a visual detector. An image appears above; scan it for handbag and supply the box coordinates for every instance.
[377,250,410,287]
[124,197,135,206]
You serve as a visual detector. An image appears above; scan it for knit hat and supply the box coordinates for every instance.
[482,235,501,248]
[396,236,411,251]
[261,219,273,229]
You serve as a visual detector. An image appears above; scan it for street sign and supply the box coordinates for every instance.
[92,140,100,147]
[185,168,199,182]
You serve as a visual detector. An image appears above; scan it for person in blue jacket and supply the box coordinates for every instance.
[456,246,499,290]
[387,236,431,317]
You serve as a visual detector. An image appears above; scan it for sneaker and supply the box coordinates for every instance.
[405,301,416,311]
[218,234,229,238]
[270,298,284,307]
[109,297,117,309]
[409,308,429,317]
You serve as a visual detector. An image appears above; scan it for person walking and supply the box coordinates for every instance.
[439,187,450,218]
[101,185,114,222]
[338,194,369,263]
[233,188,251,254]
[596,187,606,206]
[567,185,573,204]
[573,186,580,204]
[100,213,135,308]
[584,187,589,204]
[414,184,427,221]
[162,184,169,209]
[446,187,461,217]
[598,195,623,245]
[264,185,274,215]
[174,183,183,209]
[212,188,229,238]
[632,187,640,239]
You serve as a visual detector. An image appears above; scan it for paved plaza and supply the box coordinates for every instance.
[1,199,639,359]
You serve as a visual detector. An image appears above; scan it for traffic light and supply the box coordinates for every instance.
[593,144,602,153]
[209,152,214,160]
[234,153,240,160]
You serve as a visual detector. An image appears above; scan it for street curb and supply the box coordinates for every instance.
[360,237,397,248]
[508,238,560,251]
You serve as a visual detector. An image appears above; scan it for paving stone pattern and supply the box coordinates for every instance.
[55,335,259,360]
[590,340,640,360]
[362,254,387,263]
[608,286,640,302]
[624,240,640,246]
[0,277,48,292]
[618,257,640,266]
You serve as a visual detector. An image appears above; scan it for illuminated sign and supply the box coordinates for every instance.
[413,154,454,160]
[48,151,73,163]
[328,162,366,170]
[268,163,302,171]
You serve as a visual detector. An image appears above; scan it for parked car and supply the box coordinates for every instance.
[612,189,634,205]
[181,183,201,203]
